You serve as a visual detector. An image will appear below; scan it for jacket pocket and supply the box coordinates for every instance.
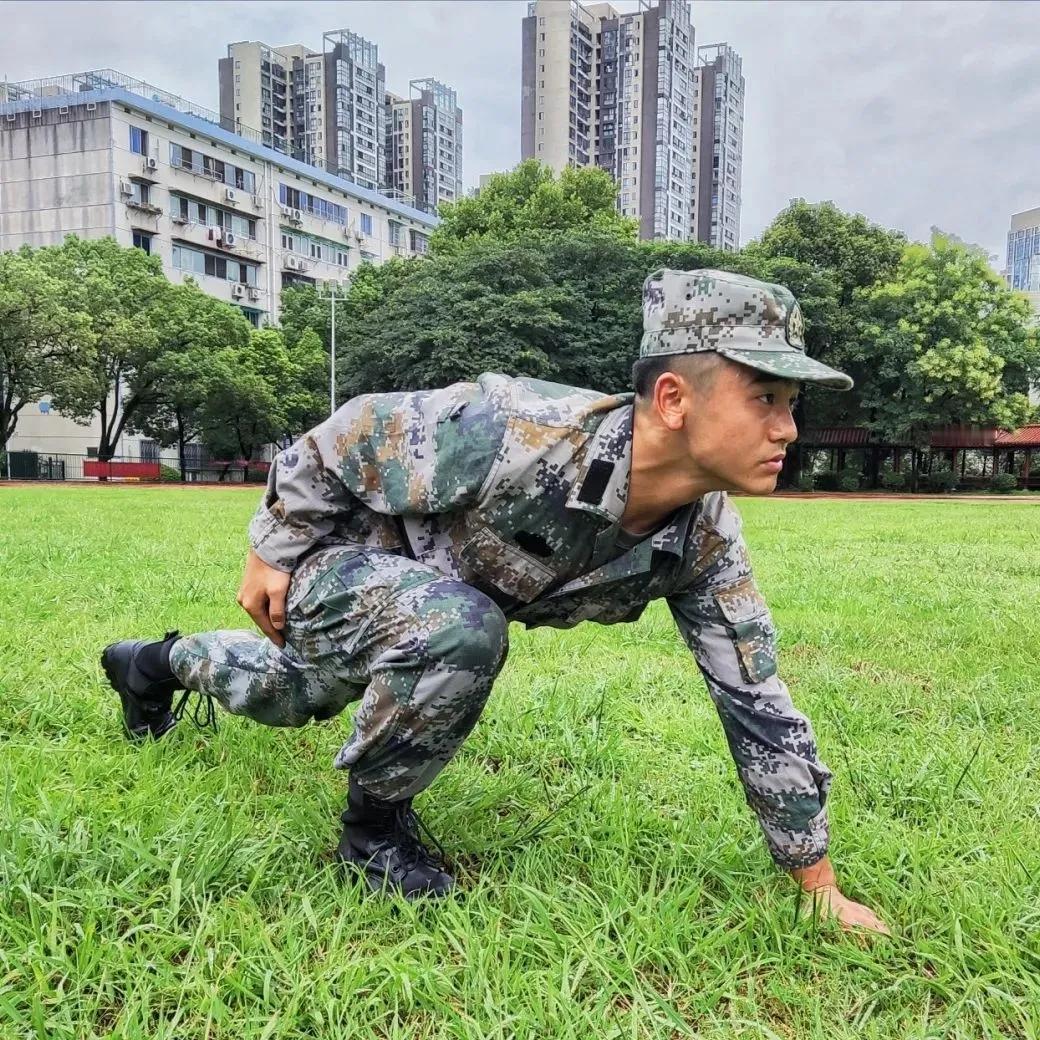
[713,575,778,684]
[459,525,558,603]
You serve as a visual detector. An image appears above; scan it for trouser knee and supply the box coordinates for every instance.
[421,584,510,678]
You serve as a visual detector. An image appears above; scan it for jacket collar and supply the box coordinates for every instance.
[566,401,634,525]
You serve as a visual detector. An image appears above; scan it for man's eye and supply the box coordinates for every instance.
[758,393,775,405]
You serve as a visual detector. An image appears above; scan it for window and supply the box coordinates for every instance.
[129,181,151,205]
[129,127,148,155]
[360,213,373,235]
[132,230,153,253]
[309,241,323,260]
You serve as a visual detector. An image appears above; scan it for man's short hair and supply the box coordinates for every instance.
[631,353,724,402]
[632,353,794,404]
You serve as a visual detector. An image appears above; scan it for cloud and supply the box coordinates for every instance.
[0,0,1035,260]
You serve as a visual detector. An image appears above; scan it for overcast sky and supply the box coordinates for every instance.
[1,0,1036,262]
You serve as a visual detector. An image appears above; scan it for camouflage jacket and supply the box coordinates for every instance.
[250,373,832,869]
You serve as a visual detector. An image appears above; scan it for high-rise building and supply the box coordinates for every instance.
[219,32,461,213]
[1006,208,1040,406]
[322,29,386,192]
[691,43,744,251]
[521,0,697,241]
[386,79,463,213]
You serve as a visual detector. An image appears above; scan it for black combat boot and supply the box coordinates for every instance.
[101,630,186,741]
[335,777,455,899]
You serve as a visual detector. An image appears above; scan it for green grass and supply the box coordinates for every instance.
[2,486,1039,1039]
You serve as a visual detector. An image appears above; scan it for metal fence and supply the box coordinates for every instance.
[0,452,271,484]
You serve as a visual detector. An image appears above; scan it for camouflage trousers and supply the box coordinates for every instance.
[169,545,510,801]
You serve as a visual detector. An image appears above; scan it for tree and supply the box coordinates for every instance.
[853,235,1040,484]
[196,327,325,479]
[743,201,908,481]
[337,239,572,395]
[127,281,253,476]
[430,160,636,251]
[40,236,171,461]
[0,246,93,453]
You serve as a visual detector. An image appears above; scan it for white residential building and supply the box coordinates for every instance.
[0,70,436,459]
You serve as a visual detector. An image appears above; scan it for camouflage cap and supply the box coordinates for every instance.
[640,268,853,390]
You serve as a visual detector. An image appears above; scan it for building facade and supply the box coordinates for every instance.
[521,0,698,241]
[218,33,461,214]
[386,79,463,212]
[691,43,744,251]
[1006,207,1040,407]
[0,71,436,458]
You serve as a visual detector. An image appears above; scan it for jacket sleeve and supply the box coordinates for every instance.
[667,497,833,869]
[249,381,507,572]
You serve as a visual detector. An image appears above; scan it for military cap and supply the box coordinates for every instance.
[640,268,853,390]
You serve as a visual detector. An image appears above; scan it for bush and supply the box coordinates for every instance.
[837,468,861,492]
[159,464,181,483]
[797,471,815,492]
[880,468,906,491]
[924,467,958,493]
[991,472,1018,494]
[814,469,838,491]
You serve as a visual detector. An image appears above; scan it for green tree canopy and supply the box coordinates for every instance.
[852,234,1040,445]
[0,246,93,452]
[39,236,171,461]
[127,280,253,473]
[430,160,636,252]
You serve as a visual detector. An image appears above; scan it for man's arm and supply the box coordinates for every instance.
[240,381,506,644]
[667,497,889,933]
[249,381,505,573]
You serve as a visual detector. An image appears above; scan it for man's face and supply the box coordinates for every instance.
[682,358,800,495]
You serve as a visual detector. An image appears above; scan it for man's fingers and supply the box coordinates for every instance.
[240,596,286,648]
[268,586,286,631]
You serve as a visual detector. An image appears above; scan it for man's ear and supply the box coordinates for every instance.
[652,371,686,432]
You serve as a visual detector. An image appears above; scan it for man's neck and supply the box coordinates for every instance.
[620,405,723,535]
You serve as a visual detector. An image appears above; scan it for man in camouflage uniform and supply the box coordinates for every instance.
[103,269,888,931]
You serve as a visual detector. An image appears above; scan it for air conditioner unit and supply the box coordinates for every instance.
[247,287,261,300]
[224,231,237,247]
[144,157,158,171]
[225,187,237,203]
[291,208,302,223]
[280,205,293,218]
[118,178,134,196]
[231,284,246,299]
[286,255,302,271]
[207,225,223,242]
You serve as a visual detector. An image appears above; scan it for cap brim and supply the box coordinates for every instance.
[716,346,854,390]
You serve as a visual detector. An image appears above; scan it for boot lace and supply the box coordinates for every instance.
[388,803,446,872]
[171,690,218,732]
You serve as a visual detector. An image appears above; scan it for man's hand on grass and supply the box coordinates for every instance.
[790,855,891,936]
[237,549,292,647]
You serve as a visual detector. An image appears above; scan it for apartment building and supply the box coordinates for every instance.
[386,79,463,212]
[691,43,744,251]
[0,70,436,457]
[219,41,327,168]
[521,0,697,241]
[1006,208,1040,406]
[219,32,462,213]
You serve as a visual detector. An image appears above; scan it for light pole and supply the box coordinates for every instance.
[316,280,346,416]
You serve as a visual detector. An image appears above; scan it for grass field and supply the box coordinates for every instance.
[1,486,1039,1039]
